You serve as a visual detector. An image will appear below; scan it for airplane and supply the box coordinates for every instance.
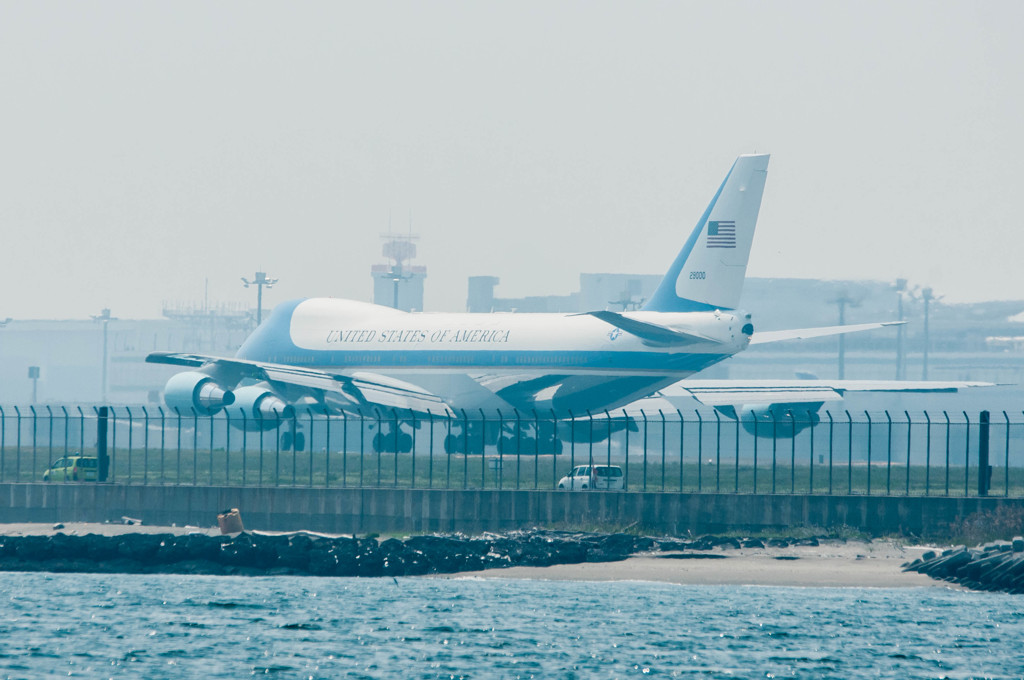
[148,153,977,452]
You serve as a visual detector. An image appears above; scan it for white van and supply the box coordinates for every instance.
[557,465,624,490]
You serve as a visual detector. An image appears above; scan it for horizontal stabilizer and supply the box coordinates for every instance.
[581,310,716,346]
[661,378,995,406]
[749,321,904,345]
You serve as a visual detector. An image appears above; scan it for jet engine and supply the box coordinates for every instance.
[163,371,235,416]
[738,404,821,438]
[230,385,296,422]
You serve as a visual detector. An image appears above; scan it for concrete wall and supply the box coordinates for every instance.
[3,483,1023,536]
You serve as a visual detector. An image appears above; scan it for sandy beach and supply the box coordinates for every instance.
[451,540,950,588]
[0,523,949,587]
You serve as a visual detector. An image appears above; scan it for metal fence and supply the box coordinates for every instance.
[1,405,1023,497]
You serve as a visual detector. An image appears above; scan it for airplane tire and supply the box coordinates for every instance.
[372,433,384,453]
[399,433,413,453]
[294,432,305,452]
[443,434,462,455]
[281,431,293,450]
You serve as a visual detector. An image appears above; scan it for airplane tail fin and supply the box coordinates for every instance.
[642,154,769,312]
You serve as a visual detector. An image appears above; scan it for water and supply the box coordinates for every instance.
[1,573,1022,678]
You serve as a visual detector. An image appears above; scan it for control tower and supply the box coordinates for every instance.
[371,233,427,311]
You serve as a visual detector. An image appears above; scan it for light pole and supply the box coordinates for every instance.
[242,271,278,326]
[829,291,860,379]
[91,308,113,403]
[921,287,941,380]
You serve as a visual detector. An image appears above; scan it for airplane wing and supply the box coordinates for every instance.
[749,321,904,345]
[146,352,454,416]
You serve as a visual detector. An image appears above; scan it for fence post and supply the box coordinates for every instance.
[96,406,109,482]
[677,410,685,492]
[826,410,834,495]
[587,410,595,486]
[394,410,402,488]
[884,410,892,495]
[191,408,199,485]
[445,411,452,489]
[175,407,183,485]
[240,410,247,487]
[733,409,740,493]
[924,411,932,497]
[157,407,166,486]
[808,409,815,495]
[771,409,777,494]
[788,410,796,494]
[549,409,557,490]
[0,406,5,483]
[60,405,69,458]
[410,411,418,490]
[142,406,150,486]
[479,409,487,489]
[695,410,703,492]
[375,409,383,487]
[658,409,666,492]
[841,410,852,493]
[569,410,577,489]
[751,410,759,493]
[605,409,614,486]
[964,411,972,497]
[943,410,951,496]
[310,411,317,488]
[713,409,721,492]
[621,410,629,490]
[324,412,331,489]
[640,410,648,492]
[209,411,216,486]
[461,409,469,490]
[342,411,349,489]
[125,406,134,484]
[865,411,873,496]
[1005,411,1012,497]
[979,410,991,497]
[46,405,54,478]
[904,410,912,496]
[257,409,265,487]
[274,409,282,487]
[29,406,39,482]
[224,409,232,487]
[497,410,505,491]
[427,410,434,490]
[515,409,523,491]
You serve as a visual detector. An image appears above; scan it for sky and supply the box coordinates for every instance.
[1,1,1023,320]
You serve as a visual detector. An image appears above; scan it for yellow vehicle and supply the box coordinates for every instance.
[42,455,99,482]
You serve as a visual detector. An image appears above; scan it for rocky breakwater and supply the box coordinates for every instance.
[903,538,1024,593]
[0,529,829,577]
[0,530,660,577]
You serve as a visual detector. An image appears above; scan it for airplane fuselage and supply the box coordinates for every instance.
[236,298,752,378]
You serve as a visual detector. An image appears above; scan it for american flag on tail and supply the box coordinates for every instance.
[706,220,736,248]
